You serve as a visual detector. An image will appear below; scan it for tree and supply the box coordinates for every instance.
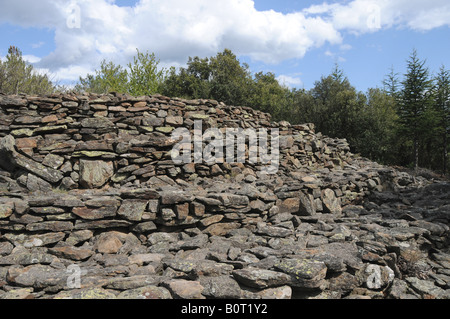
[248,71,292,120]
[161,56,212,99]
[76,60,128,94]
[209,49,253,106]
[397,49,434,171]
[310,65,366,144]
[360,88,399,164]
[383,66,401,98]
[433,65,450,174]
[0,46,54,95]
[162,49,255,107]
[127,49,166,96]
[185,56,212,98]
[76,49,165,95]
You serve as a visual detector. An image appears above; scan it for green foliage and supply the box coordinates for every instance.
[382,66,401,98]
[161,49,292,120]
[309,65,366,142]
[0,46,54,95]
[2,44,447,173]
[248,72,292,120]
[431,65,450,173]
[76,60,128,94]
[127,49,166,96]
[72,47,449,174]
[208,49,253,106]
[397,49,436,170]
[76,49,165,95]
[359,88,399,164]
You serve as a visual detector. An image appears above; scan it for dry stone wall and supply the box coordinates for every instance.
[0,92,449,300]
[0,92,353,190]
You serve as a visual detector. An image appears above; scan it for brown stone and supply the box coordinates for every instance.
[191,202,205,217]
[163,279,205,299]
[16,137,37,150]
[96,233,123,254]
[278,198,300,214]
[72,206,117,220]
[199,215,223,227]
[176,202,190,220]
[49,246,94,261]
[79,159,114,189]
[42,115,58,123]
[133,101,147,108]
[322,189,342,215]
[203,222,241,236]
[166,116,184,126]
[128,106,150,112]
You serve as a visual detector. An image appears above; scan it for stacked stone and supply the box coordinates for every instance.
[0,93,448,299]
[0,92,355,192]
[0,180,449,299]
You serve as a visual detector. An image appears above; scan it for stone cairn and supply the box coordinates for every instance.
[0,92,448,299]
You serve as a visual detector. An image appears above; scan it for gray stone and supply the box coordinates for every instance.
[0,135,64,183]
[81,117,115,129]
[405,277,449,299]
[0,248,54,265]
[117,286,172,299]
[322,189,342,215]
[79,159,114,189]
[162,279,205,299]
[200,276,242,299]
[0,200,14,219]
[26,221,74,232]
[298,191,316,216]
[232,268,291,289]
[256,222,293,238]
[42,154,65,169]
[53,288,116,299]
[7,264,66,288]
[117,200,148,221]
[26,173,52,192]
[274,258,327,289]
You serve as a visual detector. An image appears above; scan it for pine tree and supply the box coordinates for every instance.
[383,66,400,98]
[433,65,450,174]
[0,46,54,95]
[398,49,434,171]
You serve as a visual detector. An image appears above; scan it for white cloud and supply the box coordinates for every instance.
[22,55,41,64]
[0,0,449,83]
[276,75,303,88]
[51,65,94,83]
[305,0,450,33]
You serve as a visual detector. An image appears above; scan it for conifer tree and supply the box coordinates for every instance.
[433,65,450,174]
[0,46,54,95]
[398,49,434,171]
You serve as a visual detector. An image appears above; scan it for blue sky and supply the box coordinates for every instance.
[1,0,449,93]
